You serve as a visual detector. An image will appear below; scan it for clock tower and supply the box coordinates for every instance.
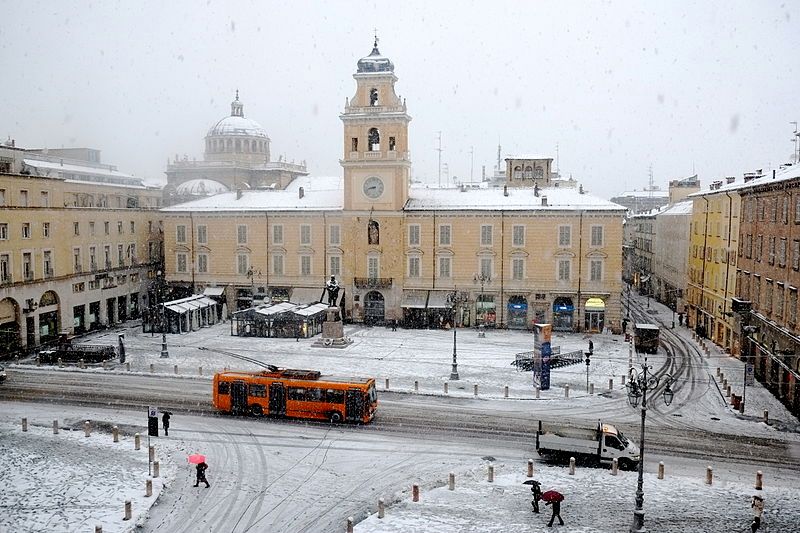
[341,39,411,211]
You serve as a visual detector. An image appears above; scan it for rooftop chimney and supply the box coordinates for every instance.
[726,176,735,184]
[503,185,509,197]
[299,187,304,199]
[541,196,548,206]
[773,169,776,179]
[579,184,584,194]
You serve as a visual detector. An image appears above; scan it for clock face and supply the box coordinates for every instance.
[363,176,385,199]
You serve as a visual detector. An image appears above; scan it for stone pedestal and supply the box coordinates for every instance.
[313,307,352,348]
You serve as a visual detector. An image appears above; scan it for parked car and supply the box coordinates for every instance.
[0,365,7,383]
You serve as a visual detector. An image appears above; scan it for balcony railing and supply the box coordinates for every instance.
[354,277,393,289]
[44,268,54,279]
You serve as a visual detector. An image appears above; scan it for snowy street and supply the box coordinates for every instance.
[1,300,799,532]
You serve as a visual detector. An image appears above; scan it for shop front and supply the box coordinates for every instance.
[507,295,528,329]
[38,291,60,344]
[401,290,428,328]
[552,297,574,331]
[476,294,496,327]
[364,291,385,325]
[584,297,605,333]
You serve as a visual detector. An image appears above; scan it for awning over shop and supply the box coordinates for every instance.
[427,290,451,309]
[203,286,226,297]
[255,302,299,317]
[401,290,428,308]
[293,302,330,317]
[585,298,606,311]
[163,295,218,314]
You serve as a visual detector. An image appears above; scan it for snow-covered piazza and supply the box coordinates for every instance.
[1,294,798,532]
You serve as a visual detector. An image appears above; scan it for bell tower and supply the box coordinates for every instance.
[341,39,411,211]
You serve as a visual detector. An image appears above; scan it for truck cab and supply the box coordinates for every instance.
[536,421,640,470]
[597,423,640,469]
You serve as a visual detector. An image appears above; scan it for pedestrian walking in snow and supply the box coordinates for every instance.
[162,411,171,436]
[194,461,210,488]
[546,499,564,527]
[530,480,542,513]
[588,340,594,354]
[751,494,764,532]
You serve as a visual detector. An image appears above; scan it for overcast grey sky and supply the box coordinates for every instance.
[1,1,798,197]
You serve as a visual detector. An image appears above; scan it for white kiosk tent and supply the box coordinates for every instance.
[163,295,219,333]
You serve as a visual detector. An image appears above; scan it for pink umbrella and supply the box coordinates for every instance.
[188,454,206,464]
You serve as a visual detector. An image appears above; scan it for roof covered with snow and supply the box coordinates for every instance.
[689,164,800,198]
[657,200,693,216]
[163,177,625,213]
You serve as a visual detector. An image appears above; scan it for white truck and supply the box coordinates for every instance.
[535,420,640,470]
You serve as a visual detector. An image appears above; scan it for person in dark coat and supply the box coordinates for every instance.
[546,499,564,527]
[530,480,542,513]
[162,411,171,436]
[194,461,210,488]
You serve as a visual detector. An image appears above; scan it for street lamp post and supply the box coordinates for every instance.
[447,290,468,380]
[626,358,674,533]
[158,270,169,358]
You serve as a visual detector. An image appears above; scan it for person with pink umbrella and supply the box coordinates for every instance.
[189,454,210,488]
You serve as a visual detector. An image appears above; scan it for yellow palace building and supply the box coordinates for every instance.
[161,42,626,332]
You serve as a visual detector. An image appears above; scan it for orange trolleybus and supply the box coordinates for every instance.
[212,368,377,423]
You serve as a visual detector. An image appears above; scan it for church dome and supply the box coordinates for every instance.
[357,39,394,73]
[206,92,269,139]
[176,178,230,196]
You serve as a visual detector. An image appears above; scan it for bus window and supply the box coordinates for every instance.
[249,384,266,397]
[326,389,344,404]
[218,381,230,395]
[307,388,324,402]
[367,383,377,403]
[288,387,305,401]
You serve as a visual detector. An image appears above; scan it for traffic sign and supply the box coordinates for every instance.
[745,364,755,387]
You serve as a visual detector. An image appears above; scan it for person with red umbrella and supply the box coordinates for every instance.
[541,490,564,527]
[189,454,210,488]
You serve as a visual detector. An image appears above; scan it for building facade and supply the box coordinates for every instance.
[687,177,741,353]
[653,201,692,318]
[161,42,627,333]
[0,144,163,354]
[736,166,800,417]
[629,211,657,298]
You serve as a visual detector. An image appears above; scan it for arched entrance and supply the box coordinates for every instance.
[507,295,528,329]
[38,291,60,344]
[363,291,385,325]
[0,298,21,355]
[552,297,574,331]
[584,297,605,333]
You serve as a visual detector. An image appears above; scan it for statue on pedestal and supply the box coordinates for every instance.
[325,276,340,307]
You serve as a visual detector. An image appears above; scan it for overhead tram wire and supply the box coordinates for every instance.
[198,346,278,372]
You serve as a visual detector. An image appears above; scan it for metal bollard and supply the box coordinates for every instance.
[174,364,178,375]
[346,517,354,533]
[126,362,130,371]
[763,410,769,424]
[535,387,540,399]
[569,457,576,475]
[527,459,534,478]
[564,385,570,398]
[414,380,419,392]
[589,383,595,395]
[444,382,448,394]
[658,462,665,479]
[504,385,509,398]
[621,375,626,386]
[134,433,140,450]
[716,367,721,376]
[722,378,728,388]
[153,460,160,478]
[113,426,119,443]
[385,378,389,390]
[755,470,763,490]
[412,484,419,502]
[36,356,41,366]
[103,360,108,370]
[609,378,614,390]
[84,420,91,437]
[53,420,59,434]
[123,500,132,521]
[145,478,152,497]
[150,363,154,373]
[719,372,725,382]
[488,464,494,482]
[148,445,155,463]
[725,385,731,398]
[448,472,455,490]
[58,357,63,368]
[611,458,618,475]
[705,466,713,485]
[22,417,27,432]
[199,366,203,376]
[378,497,385,519]
[95,526,102,533]
[474,384,478,396]
[79,358,85,369]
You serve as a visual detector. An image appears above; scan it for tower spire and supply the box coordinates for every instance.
[231,90,244,117]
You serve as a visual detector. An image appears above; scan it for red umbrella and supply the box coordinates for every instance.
[188,454,206,464]
[541,490,564,503]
